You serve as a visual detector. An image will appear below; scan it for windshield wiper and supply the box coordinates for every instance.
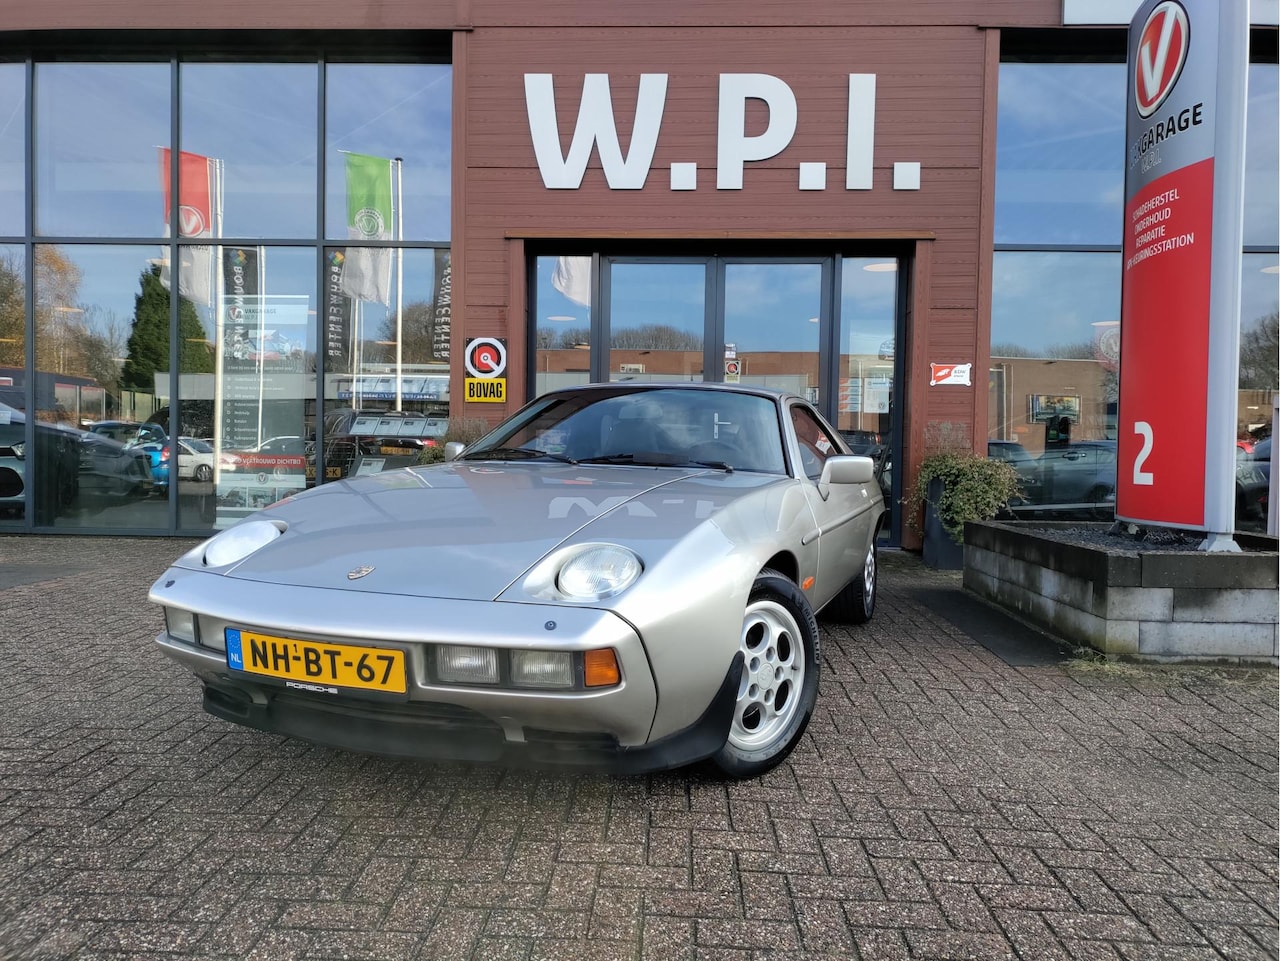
[462,446,578,464]
[578,452,733,472]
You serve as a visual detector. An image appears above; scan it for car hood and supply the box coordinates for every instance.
[204,462,791,600]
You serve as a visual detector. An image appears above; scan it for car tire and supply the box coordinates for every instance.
[826,542,877,624]
[711,569,820,779]
[194,464,213,482]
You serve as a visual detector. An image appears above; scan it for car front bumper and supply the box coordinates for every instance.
[151,567,741,773]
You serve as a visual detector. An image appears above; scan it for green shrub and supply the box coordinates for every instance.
[904,422,1022,543]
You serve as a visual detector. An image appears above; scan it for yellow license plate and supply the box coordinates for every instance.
[380,445,416,455]
[225,629,407,694]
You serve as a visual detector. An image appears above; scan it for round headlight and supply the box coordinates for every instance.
[557,545,642,600]
[203,520,283,568]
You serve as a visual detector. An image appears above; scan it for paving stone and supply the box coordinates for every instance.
[0,537,1274,961]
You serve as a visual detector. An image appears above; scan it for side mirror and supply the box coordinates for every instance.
[443,441,467,462]
[818,455,875,494]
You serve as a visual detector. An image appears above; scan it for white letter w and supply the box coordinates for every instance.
[524,74,668,189]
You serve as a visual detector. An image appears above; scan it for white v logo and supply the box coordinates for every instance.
[1139,8,1178,102]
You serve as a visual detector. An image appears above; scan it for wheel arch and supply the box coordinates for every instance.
[760,550,799,585]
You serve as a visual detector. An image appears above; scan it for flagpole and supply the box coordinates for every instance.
[256,246,267,446]
[394,157,404,411]
[213,158,225,487]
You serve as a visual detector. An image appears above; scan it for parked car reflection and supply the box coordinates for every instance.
[76,429,155,501]
[1236,437,1271,531]
[986,440,1042,505]
[0,402,81,522]
[1036,440,1117,514]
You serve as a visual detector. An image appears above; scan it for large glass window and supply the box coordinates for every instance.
[993,57,1278,531]
[0,244,24,528]
[0,65,23,236]
[5,52,450,534]
[995,63,1126,246]
[319,247,451,484]
[1244,63,1279,248]
[35,63,170,238]
[989,250,1120,449]
[180,63,319,240]
[325,64,452,243]
[179,246,320,529]
[32,244,169,529]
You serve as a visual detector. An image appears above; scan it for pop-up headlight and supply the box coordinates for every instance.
[202,519,284,568]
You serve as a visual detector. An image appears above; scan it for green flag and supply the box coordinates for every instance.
[341,152,394,304]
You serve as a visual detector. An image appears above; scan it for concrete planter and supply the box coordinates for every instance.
[963,521,1279,664]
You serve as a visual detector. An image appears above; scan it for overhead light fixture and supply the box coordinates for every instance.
[808,317,820,323]
[1262,265,1279,274]
[862,262,898,272]
[547,315,577,321]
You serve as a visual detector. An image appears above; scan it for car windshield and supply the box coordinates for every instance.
[462,387,788,474]
[183,437,214,453]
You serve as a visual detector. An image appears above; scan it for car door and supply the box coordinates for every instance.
[787,401,874,608]
[1041,444,1095,504]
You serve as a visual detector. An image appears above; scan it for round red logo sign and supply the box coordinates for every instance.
[1135,1,1190,119]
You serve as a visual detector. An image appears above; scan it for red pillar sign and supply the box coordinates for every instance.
[1117,0,1249,545]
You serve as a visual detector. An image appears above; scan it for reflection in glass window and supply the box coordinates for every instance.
[325,64,452,243]
[989,251,1120,514]
[177,246,321,528]
[1245,63,1279,248]
[0,65,23,236]
[610,262,706,384]
[1240,254,1279,393]
[995,63,1126,246]
[35,63,170,238]
[30,244,170,529]
[836,259,897,444]
[723,262,821,397]
[181,63,318,240]
[534,255,593,394]
[320,247,452,484]
[838,258,898,533]
[0,245,24,527]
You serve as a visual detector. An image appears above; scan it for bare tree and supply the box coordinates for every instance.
[1239,311,1279,390]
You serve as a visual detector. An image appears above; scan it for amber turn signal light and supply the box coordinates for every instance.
[583,648,621,687]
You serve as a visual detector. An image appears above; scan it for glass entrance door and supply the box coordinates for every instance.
[607,261,708,382]
[721,261,825,401]
[530,251,903,542]
[836,257,901,535]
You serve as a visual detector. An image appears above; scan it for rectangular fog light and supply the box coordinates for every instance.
[165,607,197,644]
[510,650,574,689]
[436,645,499,685]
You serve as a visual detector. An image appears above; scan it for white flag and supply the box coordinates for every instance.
[551,256,592,307]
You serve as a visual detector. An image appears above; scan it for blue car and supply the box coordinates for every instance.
[135,441,171,492]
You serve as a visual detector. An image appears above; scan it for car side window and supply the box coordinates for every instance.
[790,406,838,481]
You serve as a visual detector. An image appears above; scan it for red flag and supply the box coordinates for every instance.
[160,148,214,237]
[158,148,215,305]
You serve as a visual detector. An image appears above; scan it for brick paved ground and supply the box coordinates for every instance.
[0,536,1276,961]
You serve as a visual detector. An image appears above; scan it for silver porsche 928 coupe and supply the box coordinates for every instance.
[150,382,886,778]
